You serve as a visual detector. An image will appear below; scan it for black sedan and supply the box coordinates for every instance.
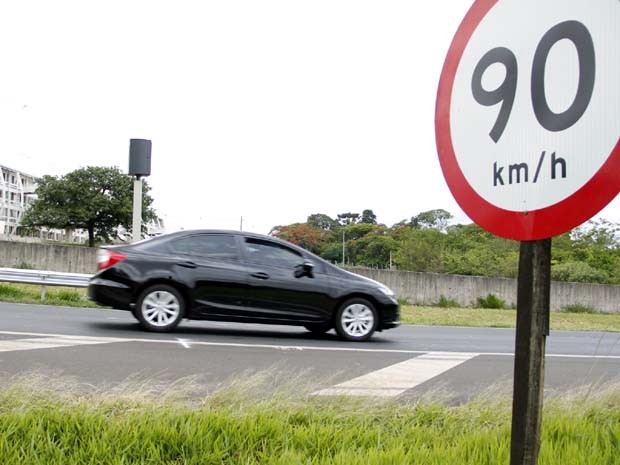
[88,230,399,341]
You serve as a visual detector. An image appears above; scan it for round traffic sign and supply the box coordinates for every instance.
[436,0,619,240]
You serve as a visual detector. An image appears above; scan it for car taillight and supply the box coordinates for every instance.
[97,249,127,271]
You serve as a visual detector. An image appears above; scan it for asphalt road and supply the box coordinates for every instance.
[1,302,619,401]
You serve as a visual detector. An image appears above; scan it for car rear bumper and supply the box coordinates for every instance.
[88,278,133,310]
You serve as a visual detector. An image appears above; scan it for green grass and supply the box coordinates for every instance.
[0,375,618,465]
[0,283,101,308]
[401,306,620,332]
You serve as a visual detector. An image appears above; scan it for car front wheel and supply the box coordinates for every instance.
[335,298,378,342]
[135,284,185,332]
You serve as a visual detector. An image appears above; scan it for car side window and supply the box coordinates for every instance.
[169,234,238,260]
[244,238,303,268]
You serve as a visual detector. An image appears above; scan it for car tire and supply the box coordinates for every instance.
[334,298,378,342]
[135,284,185,332]
[304,322,332,334]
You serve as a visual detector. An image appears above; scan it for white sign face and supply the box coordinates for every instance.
[436,0,620,240]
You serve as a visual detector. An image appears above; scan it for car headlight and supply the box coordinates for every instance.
[378,286,395,297]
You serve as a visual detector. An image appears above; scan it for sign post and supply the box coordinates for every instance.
[436,1,619,463]
[511,239,550,464]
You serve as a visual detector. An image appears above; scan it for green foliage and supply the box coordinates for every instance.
[561,304,601,314]
[270,211,620,285]
[436,295,460,308]
[13,261,35,270]
[0,283,28,299]
[306,213,339,231]
[360,209,377,224]
[551,261,609,284]
[411,208,453,231]
[53,289,83,303]
[336,212,360,226]
[393,228,444,272]
[476,294,506,309]
[21,166,157,247]
[0,283,100,307]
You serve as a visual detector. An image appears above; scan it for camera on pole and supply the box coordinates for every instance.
[128,139,152,243]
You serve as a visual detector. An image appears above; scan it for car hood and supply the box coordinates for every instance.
[334,268,387,289]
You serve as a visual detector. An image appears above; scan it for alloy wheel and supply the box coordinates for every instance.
[141,290,181,327]
[341,303,375,338]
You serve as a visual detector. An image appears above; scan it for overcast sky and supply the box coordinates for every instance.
[1,0,618,235]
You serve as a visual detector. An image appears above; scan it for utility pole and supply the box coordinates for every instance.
[240,216,243,231]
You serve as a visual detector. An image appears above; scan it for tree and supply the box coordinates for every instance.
[393,228,445,272]
[307,213,339,231]
[360,209,377,224]
[270,223,326,253]
[21,166,157,247]
[411,209,453,231]
[336,212,360,226]
[348,234,397,268]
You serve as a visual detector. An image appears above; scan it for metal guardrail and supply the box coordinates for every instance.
[0,267,91,300]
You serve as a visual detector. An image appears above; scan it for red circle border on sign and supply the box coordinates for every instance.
[435,0,620,240]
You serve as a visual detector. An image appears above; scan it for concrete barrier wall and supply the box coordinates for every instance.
[346,267,620,313]
[0,241,96,274]
[0,241,617,313]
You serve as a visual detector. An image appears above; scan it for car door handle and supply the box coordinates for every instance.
[177,261,197,269]
[251,272,270,280]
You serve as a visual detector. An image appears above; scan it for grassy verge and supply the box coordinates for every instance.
[0,375,618,465]
[0,283,100,308]
[401,306,620,332]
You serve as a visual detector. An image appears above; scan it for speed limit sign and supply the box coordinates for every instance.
[436,0,619,240]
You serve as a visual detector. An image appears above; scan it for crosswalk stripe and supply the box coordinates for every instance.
[314,351,478,397]
[0,336,125,353]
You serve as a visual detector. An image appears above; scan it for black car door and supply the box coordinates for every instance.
[167,233,249,317]
[239,237,333,323]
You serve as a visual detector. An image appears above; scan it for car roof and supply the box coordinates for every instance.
[154,229,299,249]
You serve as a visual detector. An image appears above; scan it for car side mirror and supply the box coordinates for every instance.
[294,259,315,278]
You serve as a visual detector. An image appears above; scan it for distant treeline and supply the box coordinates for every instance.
[270,209,620,285]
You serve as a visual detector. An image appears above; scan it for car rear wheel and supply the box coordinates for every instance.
[335,298,378,342]
[135,284,185,332]
[304,322,332,334]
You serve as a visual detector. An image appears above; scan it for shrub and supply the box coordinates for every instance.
[562,304,601,314]
[397,297,411,306]
[13,261,35,270]
[476,294,506,309]
[551,261,609,284]
[437,295,460,308]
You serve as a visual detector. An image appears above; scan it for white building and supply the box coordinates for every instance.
[0,165,37,237]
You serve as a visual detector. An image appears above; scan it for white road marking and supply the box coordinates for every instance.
[0,330,619,359]
[177,338,191,349]
[0,335,125,353]
[314,352,478,397]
